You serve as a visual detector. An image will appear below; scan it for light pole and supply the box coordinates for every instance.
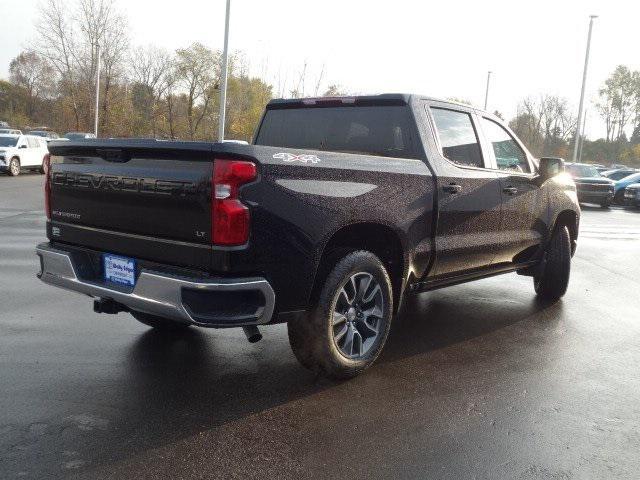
[572,15,598,162]
[484,71,492,110]
[578,109,587,162]
[94,43,101,137]
[218,0,231,142]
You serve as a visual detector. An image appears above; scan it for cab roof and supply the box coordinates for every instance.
[267,93,477,111]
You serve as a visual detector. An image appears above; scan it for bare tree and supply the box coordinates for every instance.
[77,0,129,132]
[323,84,346,96]
[33,0,81,128]
[597,66,636,142]
[175,43,220,139]
[32,0,129,132]
[163,69,180,139]
[596,91,615,142]
[511,95,575,157]
[128,46,173,136]
[314,64,325,96]
[9,52,55,118]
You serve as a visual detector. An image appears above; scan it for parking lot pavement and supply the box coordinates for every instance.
[1,173,639,479]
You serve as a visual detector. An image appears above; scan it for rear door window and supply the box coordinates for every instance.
[430,108,484,168]
[255,105,420,159]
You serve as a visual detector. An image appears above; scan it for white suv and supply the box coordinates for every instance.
[0,134,50,176]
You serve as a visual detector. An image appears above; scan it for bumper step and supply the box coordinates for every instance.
[36,243,275,328]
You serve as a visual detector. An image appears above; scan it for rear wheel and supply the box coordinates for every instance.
[130,311,191,331]
[39,156,48,174]
[534,226,571,301]
[8,157,20,177]
[288,250,394,379]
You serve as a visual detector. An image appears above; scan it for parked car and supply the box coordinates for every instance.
[63,132,97,140]
[0,134,49,176]
[614,172,640,204]
[601,168,638,181]
[0,128,23,135]
[623,183,640,209]
[28,130,60,141]
[566,162,615,208]
[36,94,579,379]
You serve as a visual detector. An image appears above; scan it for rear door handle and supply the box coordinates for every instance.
[442,183,463,194]
[503,186,518,195]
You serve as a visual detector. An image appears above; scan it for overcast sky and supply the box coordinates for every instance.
[0,0,638,139]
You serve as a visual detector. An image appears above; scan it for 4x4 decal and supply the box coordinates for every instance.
[273,152,321,164]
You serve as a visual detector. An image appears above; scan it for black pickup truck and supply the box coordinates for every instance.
[37,94,580,379]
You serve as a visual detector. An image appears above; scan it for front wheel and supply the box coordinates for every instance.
[534,226,571,301]
[613,191,625,205]
[8,157,20,177]
[288,250,394,379]
[130,311,191,331]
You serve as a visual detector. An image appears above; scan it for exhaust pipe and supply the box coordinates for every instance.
[242,325,262,343]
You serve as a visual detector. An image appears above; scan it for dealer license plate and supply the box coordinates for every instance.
[103,254,136,287]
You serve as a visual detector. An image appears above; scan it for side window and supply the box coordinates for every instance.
[430,108,484,168]
[481,118,530,173]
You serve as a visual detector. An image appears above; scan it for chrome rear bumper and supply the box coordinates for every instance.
[36,243,275,327]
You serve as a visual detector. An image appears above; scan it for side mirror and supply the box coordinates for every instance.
[19,144,28,149]
[538,157,565,181]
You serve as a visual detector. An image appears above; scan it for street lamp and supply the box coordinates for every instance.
[572,15,598,163]
[218,0,231,142]
[484,71,492,111]
[578,109,588,162]
[94,43,101,138]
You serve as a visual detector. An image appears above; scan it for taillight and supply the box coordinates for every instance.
[212,159,257,245]
[43,154,51,220]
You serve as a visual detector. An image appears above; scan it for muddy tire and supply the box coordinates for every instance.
[288,250,394,380]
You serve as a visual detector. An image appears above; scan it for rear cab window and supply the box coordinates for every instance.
[255,104,421,159]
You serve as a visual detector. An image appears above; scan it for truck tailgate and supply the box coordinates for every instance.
[47,142,214,269]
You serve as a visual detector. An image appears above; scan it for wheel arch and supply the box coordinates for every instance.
[310,222,407,313]
[553,209,579,255]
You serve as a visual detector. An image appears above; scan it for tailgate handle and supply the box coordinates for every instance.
[96,149,129,162]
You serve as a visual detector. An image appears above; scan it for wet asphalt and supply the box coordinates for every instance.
[1,173,639,479]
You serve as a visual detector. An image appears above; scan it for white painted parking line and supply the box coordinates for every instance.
[579,222,640,239]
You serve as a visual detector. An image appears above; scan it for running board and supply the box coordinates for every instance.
[409,261,540,293]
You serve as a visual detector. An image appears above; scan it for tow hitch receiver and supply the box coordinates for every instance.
[93,298,127,315]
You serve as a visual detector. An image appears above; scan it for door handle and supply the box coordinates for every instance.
[503,186,518,195]
[442,183,463,194]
